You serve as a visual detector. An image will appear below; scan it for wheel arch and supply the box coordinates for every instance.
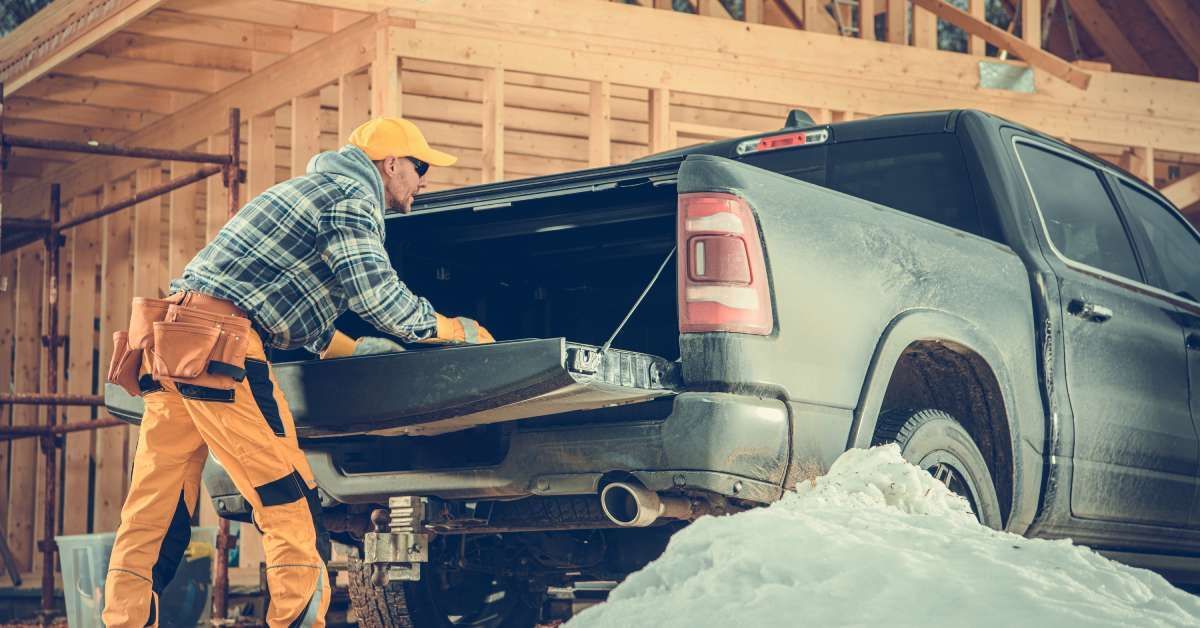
[848,309,1037,530]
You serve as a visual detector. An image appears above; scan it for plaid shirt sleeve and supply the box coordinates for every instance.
[316,197,437,344]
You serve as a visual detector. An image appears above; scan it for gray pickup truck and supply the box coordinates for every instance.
[108,109,1200,627]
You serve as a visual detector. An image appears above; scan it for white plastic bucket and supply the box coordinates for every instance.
[56,527,217,627]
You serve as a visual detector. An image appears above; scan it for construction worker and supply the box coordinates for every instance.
[102,118,492,627]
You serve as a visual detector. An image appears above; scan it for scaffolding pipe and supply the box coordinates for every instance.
[0,417,127,441]
[0,393,104,405]
[3,135,232,165]
[56,165,224,232]
[1,165,226,254]
[39,184,62,614]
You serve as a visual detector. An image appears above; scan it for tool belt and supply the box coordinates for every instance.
[106,292,253,397]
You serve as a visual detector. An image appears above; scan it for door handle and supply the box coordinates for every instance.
[1068,299,1113,323]
[1188,334,1200,351]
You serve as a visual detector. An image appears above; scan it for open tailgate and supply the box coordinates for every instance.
[104,339,679,438]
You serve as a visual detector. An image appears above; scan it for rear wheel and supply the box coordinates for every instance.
[872,408,1003,529]
[347,557,542,628]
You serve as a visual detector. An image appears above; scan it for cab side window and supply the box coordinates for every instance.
[1015,143,1142,282]
[1119,182,1200,302]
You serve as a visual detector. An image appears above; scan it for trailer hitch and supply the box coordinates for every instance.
[363,496,431,583]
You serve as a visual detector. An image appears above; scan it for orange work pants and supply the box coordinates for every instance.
[103,331,329,627]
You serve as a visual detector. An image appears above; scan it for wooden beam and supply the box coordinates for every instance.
[55,52,245,95]
[1164,170,1200,211]
[859,0,876,40]
[967,0,985,55]
[0,0,166,94]
[649,87,672,153]
[7,246,44,570]
[249,113,278,197]
[161,0,337,33]
[910,0,1091,89]
[589,80,612,167]
[62,194,100,536]
[1063,0,1153,76]
[205,134,231,241]
[886,0,906,44]
[120,10,322,55]
[339,71,371,141]
[793,0,839,34]
[1133,146,1154,185]
[5,17,377,219]
[913,4,937,48]
[698,0,734,19]
[481,67,506,182]
[763,0,798,26]
[745,0,764,23]
[371,19,401,117]
[1021,0,1040,48]
[168,161,200,281]
[1144,0,1200,72]
[89,32,256,73]
[3,98,161,133]
[291,93,323,175]
[17,75,204,116]
[94,179,133,532]
[132,167,163,306]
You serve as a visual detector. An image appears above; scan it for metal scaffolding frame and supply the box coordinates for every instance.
[0,81,244,622]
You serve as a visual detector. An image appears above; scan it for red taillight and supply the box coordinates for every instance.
[677,192,772,335]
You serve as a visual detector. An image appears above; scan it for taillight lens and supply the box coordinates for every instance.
[678,192,772,335]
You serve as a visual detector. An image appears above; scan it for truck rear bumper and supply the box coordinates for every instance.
[307,392,790,505]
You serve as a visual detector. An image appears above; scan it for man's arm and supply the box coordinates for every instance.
[316,198,437,343]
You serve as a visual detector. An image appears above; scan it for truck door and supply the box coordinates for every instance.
[1111,177,1200,529]
[1013,139,1197,528]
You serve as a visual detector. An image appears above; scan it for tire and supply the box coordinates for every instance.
[872,408,1004,529]
[347,557,542,628]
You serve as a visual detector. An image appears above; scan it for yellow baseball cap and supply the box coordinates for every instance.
[348,117,457,166]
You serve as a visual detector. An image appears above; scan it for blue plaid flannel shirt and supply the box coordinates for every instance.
[171,171,436,353]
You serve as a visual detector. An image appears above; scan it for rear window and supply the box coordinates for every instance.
[742,134,982,236]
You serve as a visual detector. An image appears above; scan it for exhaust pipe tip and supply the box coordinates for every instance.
[600,482,692,528]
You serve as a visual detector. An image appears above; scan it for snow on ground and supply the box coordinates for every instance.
[567,445,1200,628]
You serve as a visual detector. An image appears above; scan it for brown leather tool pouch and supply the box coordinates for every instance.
[106,296,176,396]
[128,296,174,349]
[106,331,142,397]
[150,321,221,380]
[152,304,251,390]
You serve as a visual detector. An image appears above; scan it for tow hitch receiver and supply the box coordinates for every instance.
[363,496,431,583]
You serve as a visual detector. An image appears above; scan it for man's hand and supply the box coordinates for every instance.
[432,313,495,344]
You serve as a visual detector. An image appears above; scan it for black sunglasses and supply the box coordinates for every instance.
[407,156,430,177]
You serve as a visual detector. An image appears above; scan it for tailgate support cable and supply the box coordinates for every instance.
[599,246,677,358]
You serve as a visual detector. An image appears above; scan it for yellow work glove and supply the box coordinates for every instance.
[432,313,495,344]
[320,330,408,359]
[319,330,358,359]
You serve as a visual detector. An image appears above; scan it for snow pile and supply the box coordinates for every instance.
[568,445,1200,628]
